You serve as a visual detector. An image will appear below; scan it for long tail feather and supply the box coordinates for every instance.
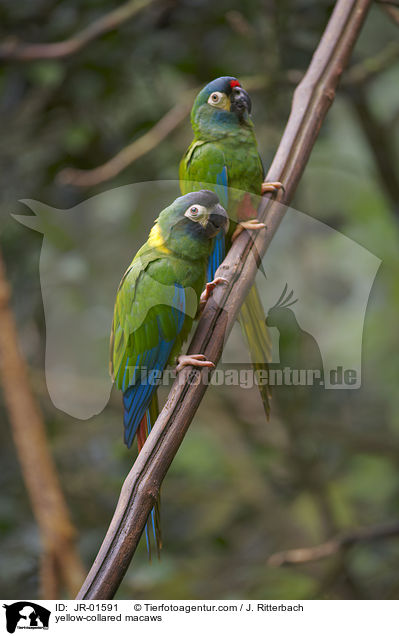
[137,394,162,559]
[206,190,272,417]
[238,283,272,418]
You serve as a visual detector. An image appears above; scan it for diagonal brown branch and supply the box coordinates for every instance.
[0,0,158,61]
[343,40,399,83]
[350,84,399,215]
[379,1,399,26]
[76,0,372,600]
[58,98,195,187]
[267,520,399,566]
[0,250,85,598]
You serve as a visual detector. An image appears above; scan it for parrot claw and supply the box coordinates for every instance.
[261,180,285,195]
[176,353,215,373]
[231,219,266,242]
[199,277,228,309]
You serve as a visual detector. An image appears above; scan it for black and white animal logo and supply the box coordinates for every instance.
[3,602,50,633]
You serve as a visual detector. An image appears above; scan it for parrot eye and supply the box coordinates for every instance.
[208,91,224,106]
[184,203,207,222]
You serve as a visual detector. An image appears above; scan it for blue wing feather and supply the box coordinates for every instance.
[215,165,228,209]
[207,166,228,280]
[121,284,186,448]
[207,230,225,281]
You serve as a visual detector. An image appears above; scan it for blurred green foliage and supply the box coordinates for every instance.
[1,0,399,600]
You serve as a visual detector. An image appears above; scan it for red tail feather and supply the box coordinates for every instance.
[237,192,258,222]
[136,401,162,558]
[137,414,148,453]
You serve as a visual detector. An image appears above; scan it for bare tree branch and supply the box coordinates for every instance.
[267,520,399,566]
[378,1,399,26]
[350,84,399,215]
[58,98,195,187]
[0,0,159,61]
[344,40,399,83]
[0,250,85,598]
[75,0,372,600]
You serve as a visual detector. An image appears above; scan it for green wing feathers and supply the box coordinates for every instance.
[180,141,227,194]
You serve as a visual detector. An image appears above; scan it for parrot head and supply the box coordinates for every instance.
[153,190,229,259]
[191,76,252,138]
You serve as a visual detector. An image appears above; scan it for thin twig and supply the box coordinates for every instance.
[383,5,399,25]
[350,84,399,215]
[0,0,158,61]
[58,98,195,187]
[76,0,372,600]
[343,40,399,83]
[378,0,399,25]
[0,250,85,598]
[267,520,399,566]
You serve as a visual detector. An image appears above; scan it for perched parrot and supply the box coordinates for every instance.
[179,76,283,417]
[110,190,228,555]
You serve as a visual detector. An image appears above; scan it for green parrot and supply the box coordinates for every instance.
[179,76,283,417]
[110,190,228,555]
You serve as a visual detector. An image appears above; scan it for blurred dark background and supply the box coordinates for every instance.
[1,0,399,600]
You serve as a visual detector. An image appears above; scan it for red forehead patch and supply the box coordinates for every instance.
[230,79,241,88]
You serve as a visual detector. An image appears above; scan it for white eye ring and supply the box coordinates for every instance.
[208,91,224,106]
[184,203,207,222]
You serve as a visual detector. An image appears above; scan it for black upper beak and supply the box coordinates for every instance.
[230,87,252,117]
[207,204,230,237]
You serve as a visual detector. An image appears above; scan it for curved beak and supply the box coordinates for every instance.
[230,86,252,118]
[207,204,229,237]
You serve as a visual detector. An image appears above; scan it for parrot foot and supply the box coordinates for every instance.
[176,354,215,373]
[261,180,285,195]
[231,218,266,242]
[199,277,228,310]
